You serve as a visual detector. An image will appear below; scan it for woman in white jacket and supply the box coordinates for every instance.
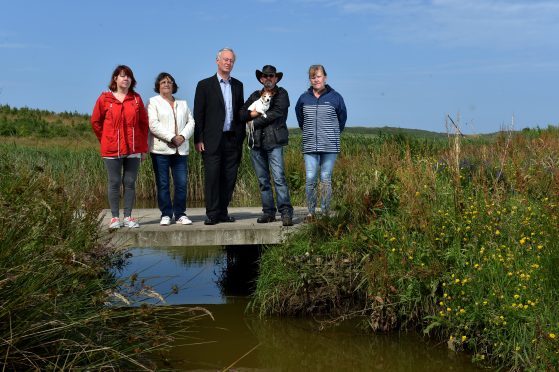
[148,72,195,225]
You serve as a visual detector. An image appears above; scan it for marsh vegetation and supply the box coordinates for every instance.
[1,104,558,369]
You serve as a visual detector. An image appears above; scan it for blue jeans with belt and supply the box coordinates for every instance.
[304,152,338,214]
[250,146,293,218]
[151,153,188,219]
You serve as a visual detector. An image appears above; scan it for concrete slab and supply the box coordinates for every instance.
[101,207,308,247]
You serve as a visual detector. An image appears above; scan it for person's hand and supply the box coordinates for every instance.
[195,142,205,152]
[171,135,185,147]
[141,153,148,161]
[250,110,260,118]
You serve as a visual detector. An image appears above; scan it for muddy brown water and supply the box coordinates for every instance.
[116,246,489,371]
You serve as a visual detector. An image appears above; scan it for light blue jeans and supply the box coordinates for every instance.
[304,153,338,214]
[250,146,293,218]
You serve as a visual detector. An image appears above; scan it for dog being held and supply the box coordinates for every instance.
[246,91,273,148]
[247,91,272,118]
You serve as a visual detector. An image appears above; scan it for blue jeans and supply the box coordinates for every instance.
[151,153,188,219]
[250,146,293,218]
[304,152,338,214]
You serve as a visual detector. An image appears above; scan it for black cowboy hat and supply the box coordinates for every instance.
[255,65,283,83]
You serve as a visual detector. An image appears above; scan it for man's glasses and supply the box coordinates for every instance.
[262,73,276,78]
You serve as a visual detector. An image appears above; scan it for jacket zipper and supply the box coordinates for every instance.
[314,94,319,152]
[173,101,179,154]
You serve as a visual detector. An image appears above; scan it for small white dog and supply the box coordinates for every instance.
[247,91,272,118]
[246,91,273,149]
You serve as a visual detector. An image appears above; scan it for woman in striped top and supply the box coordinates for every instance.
[295,65,347,219]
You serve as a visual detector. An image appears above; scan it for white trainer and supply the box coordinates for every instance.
[177,216,193,225]
[109,217,121,229]
[160,216,171,226]
[122,216,140,228]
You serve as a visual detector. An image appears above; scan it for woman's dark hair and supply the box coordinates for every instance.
[108,65,137,92]
[154,72,178,94]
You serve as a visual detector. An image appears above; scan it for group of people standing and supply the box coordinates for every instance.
[91,48,347,229]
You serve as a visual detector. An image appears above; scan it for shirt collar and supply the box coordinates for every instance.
[217,72,231,83]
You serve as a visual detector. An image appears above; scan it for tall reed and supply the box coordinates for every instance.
[251,128,559,370]
[0,151,209,369]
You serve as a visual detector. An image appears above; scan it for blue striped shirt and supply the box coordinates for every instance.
[295,85,347,153]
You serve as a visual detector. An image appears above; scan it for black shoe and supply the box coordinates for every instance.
[204,217,219,225]
[219,215,235,223]
[257,214,276,223]
[282,216,293,226]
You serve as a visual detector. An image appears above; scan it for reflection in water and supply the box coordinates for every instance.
[163,299,485,371]
[217,245,261,297]
[116,246,228,304]
[118,246,487,371]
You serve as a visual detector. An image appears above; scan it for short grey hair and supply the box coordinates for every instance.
[216,47,236,62]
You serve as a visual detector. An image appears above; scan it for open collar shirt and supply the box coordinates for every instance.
[217,73,233,132]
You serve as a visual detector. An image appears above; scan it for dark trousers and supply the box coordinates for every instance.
[203,133,241,219]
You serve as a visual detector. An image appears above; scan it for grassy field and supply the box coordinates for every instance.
[0,107,212,369]
[251,127,559,370]
[2,104,558,369]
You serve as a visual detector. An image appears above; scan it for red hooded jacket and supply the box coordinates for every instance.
[91,91,149,157]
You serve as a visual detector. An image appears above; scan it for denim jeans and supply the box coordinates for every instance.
[304,152,338,214]
[151,153,188,219]
[250,146,293,218]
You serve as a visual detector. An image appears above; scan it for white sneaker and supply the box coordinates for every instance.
[123,216,140,228]
[160,216,171,226]
[177,216,193,225]
[109,217,121,229]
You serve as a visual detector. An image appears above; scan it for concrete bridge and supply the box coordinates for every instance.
[102,207,308,247]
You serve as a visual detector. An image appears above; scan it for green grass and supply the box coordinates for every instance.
[0,142,210,369]
[251,126,559,370]
[3,104,559,370]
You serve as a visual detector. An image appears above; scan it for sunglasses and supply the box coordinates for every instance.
[262,73,276,78]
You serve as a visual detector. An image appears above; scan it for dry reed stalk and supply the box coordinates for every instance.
[495,116,514,190]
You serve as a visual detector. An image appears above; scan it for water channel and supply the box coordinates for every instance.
[117,246,488,371]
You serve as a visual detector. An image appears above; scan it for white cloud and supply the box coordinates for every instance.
[336,0,559,49]
[0,43,50,49]
[0,43,28,48]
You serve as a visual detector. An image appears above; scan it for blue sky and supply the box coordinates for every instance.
[1,0,558,133]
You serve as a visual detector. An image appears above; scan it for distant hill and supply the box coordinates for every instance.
[289,125,449,139]
[1,104,549,140]
[344,126,449,138]
[0,104,92,138]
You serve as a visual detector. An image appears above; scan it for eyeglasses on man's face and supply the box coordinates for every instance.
[262,73,276,79]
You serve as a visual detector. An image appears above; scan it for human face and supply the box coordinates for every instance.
[260,73,278,90]
[310,72,327,92]
[159,77,174,96]
[114,71,131,92]
[216,50,235,76]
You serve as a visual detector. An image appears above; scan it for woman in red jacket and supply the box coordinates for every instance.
[91,65,149,229]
